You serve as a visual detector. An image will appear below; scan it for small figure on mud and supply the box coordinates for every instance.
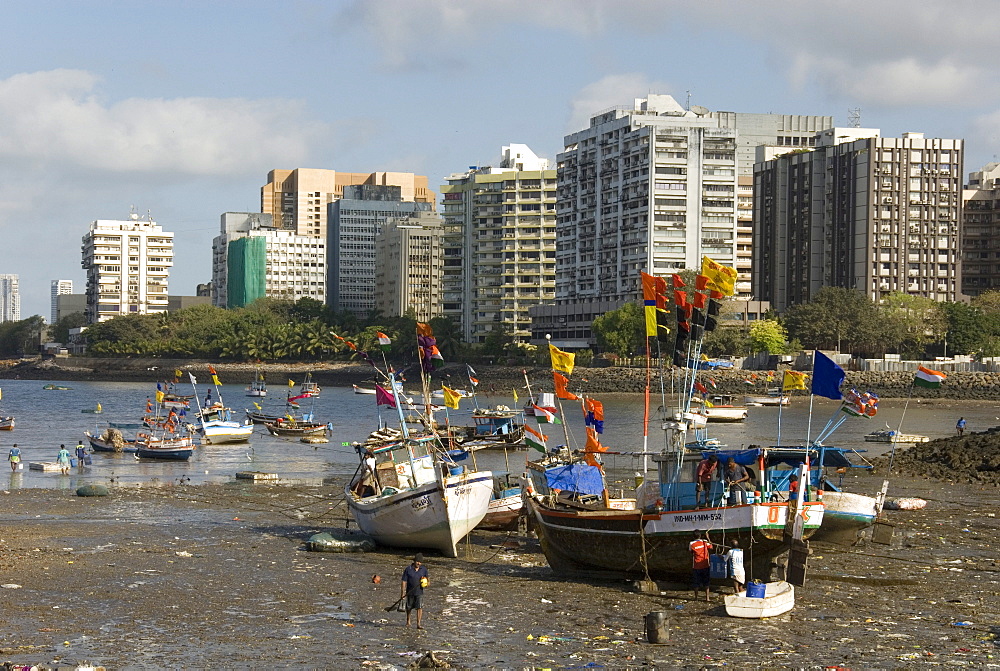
[8,444,20,472]
[689,531,713,602]
[695,454,718,508]
[723,457,751,505]
[57,444,72,475]
[401,553,429,629]
[725,539,745,595]
[956,417,966,436]
[75,441,87,469]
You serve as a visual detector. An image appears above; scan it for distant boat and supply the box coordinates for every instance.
[744,388,790,406]
[0,416,14,431]
[298,373,321,397]
[135,431,195,461]
[43,384,72,391]
[264,420,329,438]
[246,367,267,398]
[81,402,103,414]
[864,429,929,444]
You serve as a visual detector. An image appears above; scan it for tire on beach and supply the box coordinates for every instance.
[76,484,110,497]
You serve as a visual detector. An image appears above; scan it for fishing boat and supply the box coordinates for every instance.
[264,420,329,437]
[298,373,321,397]
[725,581,795,618]
[246,368,267,397]
[863,429,929,444]
[451,406,526,448]
[0,416,13,431]
[744,388,790,406]
[81,402,103,414]
[189,370,254,444]
[478,472,523,531]
[693,394,748,422]
[353,384,376,395]
[43,384,72,391]
[135,431,195,460]
[246,410,285,425]
[85,426,138,453]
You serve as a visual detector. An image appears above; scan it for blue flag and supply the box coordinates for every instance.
[811,351,845,400]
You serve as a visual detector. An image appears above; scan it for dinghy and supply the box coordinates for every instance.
[725,580,795,618]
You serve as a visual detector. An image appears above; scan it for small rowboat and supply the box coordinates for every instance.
[265,421,329,437]
[725,581,795,618]
[0,416,14,431]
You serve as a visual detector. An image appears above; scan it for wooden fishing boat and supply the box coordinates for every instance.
[451,406,526,448]
[264,420,328,437]
[725,581,795,618]
[43,384,72,390]
[693,395,748,423]
[135,431,195,460]
[299,373,321,397]
[863,429,929,444]
[86,427,138,453]
[0,416,13,431]
[744,388,790,406]
[478,472,523,531]
[246,367,267,397]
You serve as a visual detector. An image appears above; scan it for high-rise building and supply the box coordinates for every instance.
[261,169,436,239]
[962,163,1000,297]
[0,275,20,323]
[80,214,173,323]
[440,145,557,343]
[374,212,445,322]
[211,212,326,308]
[50,280,73,324]
[754,129,964,312]
[328,185,433,317]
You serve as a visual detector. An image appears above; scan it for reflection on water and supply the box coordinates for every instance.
[0,377,995,490]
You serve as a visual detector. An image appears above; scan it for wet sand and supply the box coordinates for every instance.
[0,472,998,669]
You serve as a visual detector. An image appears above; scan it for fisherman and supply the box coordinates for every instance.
[689,531,713,602]
[694,454,719,508]
[75,441,87,469]
[401,554,429,629]
[956,417,966,436]
[56,444,72,475]
[723,457,751,505]
[724,539,746,595]
[7,444,20,472]
[788,473,800,499]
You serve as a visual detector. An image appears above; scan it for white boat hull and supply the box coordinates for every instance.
[744,395,789,406]
[200,421,254,444]
[698,406,748,422]
[725,581,795,618]
[814,490,880,543]
[346,470,493,557]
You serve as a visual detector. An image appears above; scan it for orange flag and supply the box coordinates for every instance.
[553,372,579,401]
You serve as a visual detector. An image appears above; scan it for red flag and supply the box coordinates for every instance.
[672,274,685,288]
[374,385,396,408]
[207,365,217,375]
[584,398,604,421]
[695,382,708,395]
[695,274,711,291]
[673,290,688,309]
[583,428,608,467]
[693,292,707,309]
[710,290,724,300]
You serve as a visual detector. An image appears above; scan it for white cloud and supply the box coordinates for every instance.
[566,74,673,134]
[0,69,327,176]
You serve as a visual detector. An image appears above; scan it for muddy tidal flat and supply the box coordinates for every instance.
[0,473,998,669]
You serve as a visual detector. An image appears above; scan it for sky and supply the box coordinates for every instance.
[4,0,1000,320]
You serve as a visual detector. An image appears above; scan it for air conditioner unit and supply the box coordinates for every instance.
[883,197,894,204]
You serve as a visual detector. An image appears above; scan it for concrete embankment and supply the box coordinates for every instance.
[0,357,994,399]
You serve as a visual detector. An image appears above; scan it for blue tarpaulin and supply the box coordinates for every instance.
[544,464,605,496]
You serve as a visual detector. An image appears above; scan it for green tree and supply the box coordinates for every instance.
[749,319,787,354]
[591,302,646,357]
[701,327,750,357]
[782,287,879,353]
[879,292,946,358]
[49,312,88,345]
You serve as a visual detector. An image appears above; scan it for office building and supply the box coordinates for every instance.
[754,129,964,312]
[328,185,433,317]
[50,280,73,324]
[80,214,173,323]
[440,145,557,343]
[261,169,436,239]
[374,212,445,322]
[55,294,87,322]
[962,163,1000,297]
[211,212,326,308]
[0,275,20,323]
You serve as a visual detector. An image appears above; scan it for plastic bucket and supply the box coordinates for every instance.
[746,581,766,599]
[644,611,669,644]
[448,465,464,476]
[709,554,727,579]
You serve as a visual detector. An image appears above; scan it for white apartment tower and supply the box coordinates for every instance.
[50,280,73,324]
[440,145,557,343]
[0,275,20,323]
[211,212,326,308]
[754,129,964,311]
[374,212,445,322]
[81,214,173,323]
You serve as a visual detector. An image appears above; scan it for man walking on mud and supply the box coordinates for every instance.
[401,554,429,629]
[956,417,966,436]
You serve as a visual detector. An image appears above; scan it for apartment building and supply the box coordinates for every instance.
[80,214,173,323]
[211,212,326,308]
[327,185,433,317]
[754,129,964,312]
[50,280,73,324]
[962,163,1000,297]
[374,212,445,322]
[0,275,20,323]
[261,168,436,239]
[440,145,557,343]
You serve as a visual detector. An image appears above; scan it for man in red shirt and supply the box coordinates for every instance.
[689,531,713,601]
[695,454,719,508]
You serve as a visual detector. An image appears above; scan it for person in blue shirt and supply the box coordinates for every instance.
[956,417,966,436]
[57,444,72,475]
[8,444,20,472]
[400,554,429,629]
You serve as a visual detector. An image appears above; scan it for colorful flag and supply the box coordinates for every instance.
[548,343,575,376]
[694,274,711,291]
[694,381,708,395]
[812,351,845,400]
[331,332,357,351]
[641,272,665,337]
[174,369,182,379]
[376,332,391,351]
[913,365,946,389]
[783,370,808,391]
[700,256,738,296]
[208,365,217,376]
[533,405,561,424]
[188,372,197,385]
[442,385,461,410]
[211,374,221,386]
[155,390,165,403]
[466,364,479,386]
[672,274,685,289]
[512,388,519,403]
[583,427,608,467]
[524,424,548,452]
[553,372,579,401]
[288,379,295,388]
[416,323,444,372]
[374,385,396,408]
[584,398,604,434]
[287,393,311,403]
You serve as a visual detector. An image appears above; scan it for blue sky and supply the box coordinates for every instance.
[4,0,1000,319]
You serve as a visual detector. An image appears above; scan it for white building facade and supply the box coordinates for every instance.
[81,216,173,323]
[50,279,73,324]
[374,212,445,322]
[0,275,20,323]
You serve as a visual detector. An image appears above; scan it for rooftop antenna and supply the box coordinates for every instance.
[848,107,862,128]
[686,90,691,110]
[129,205,138,221]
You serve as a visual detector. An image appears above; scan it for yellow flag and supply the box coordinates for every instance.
[783,370,808,391]
[0,388,3,401]
[512,388,519,403]
[253,402,262,410]
[288,379,295,388]
[155,390,165,403]
[211,374,221,386]
[174,369,182,379]
[548,343,575,376]
[700,256,738,297]
[442,385,461,410]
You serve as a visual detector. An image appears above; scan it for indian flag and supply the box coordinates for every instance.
[533,405,561,424]
[525,425,548,452]
[376,332,391,351]
[914,365,946,389]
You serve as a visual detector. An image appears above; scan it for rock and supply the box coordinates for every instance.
[76,484,110,497]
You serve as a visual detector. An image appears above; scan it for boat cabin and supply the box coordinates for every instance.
[472,407,523,437]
